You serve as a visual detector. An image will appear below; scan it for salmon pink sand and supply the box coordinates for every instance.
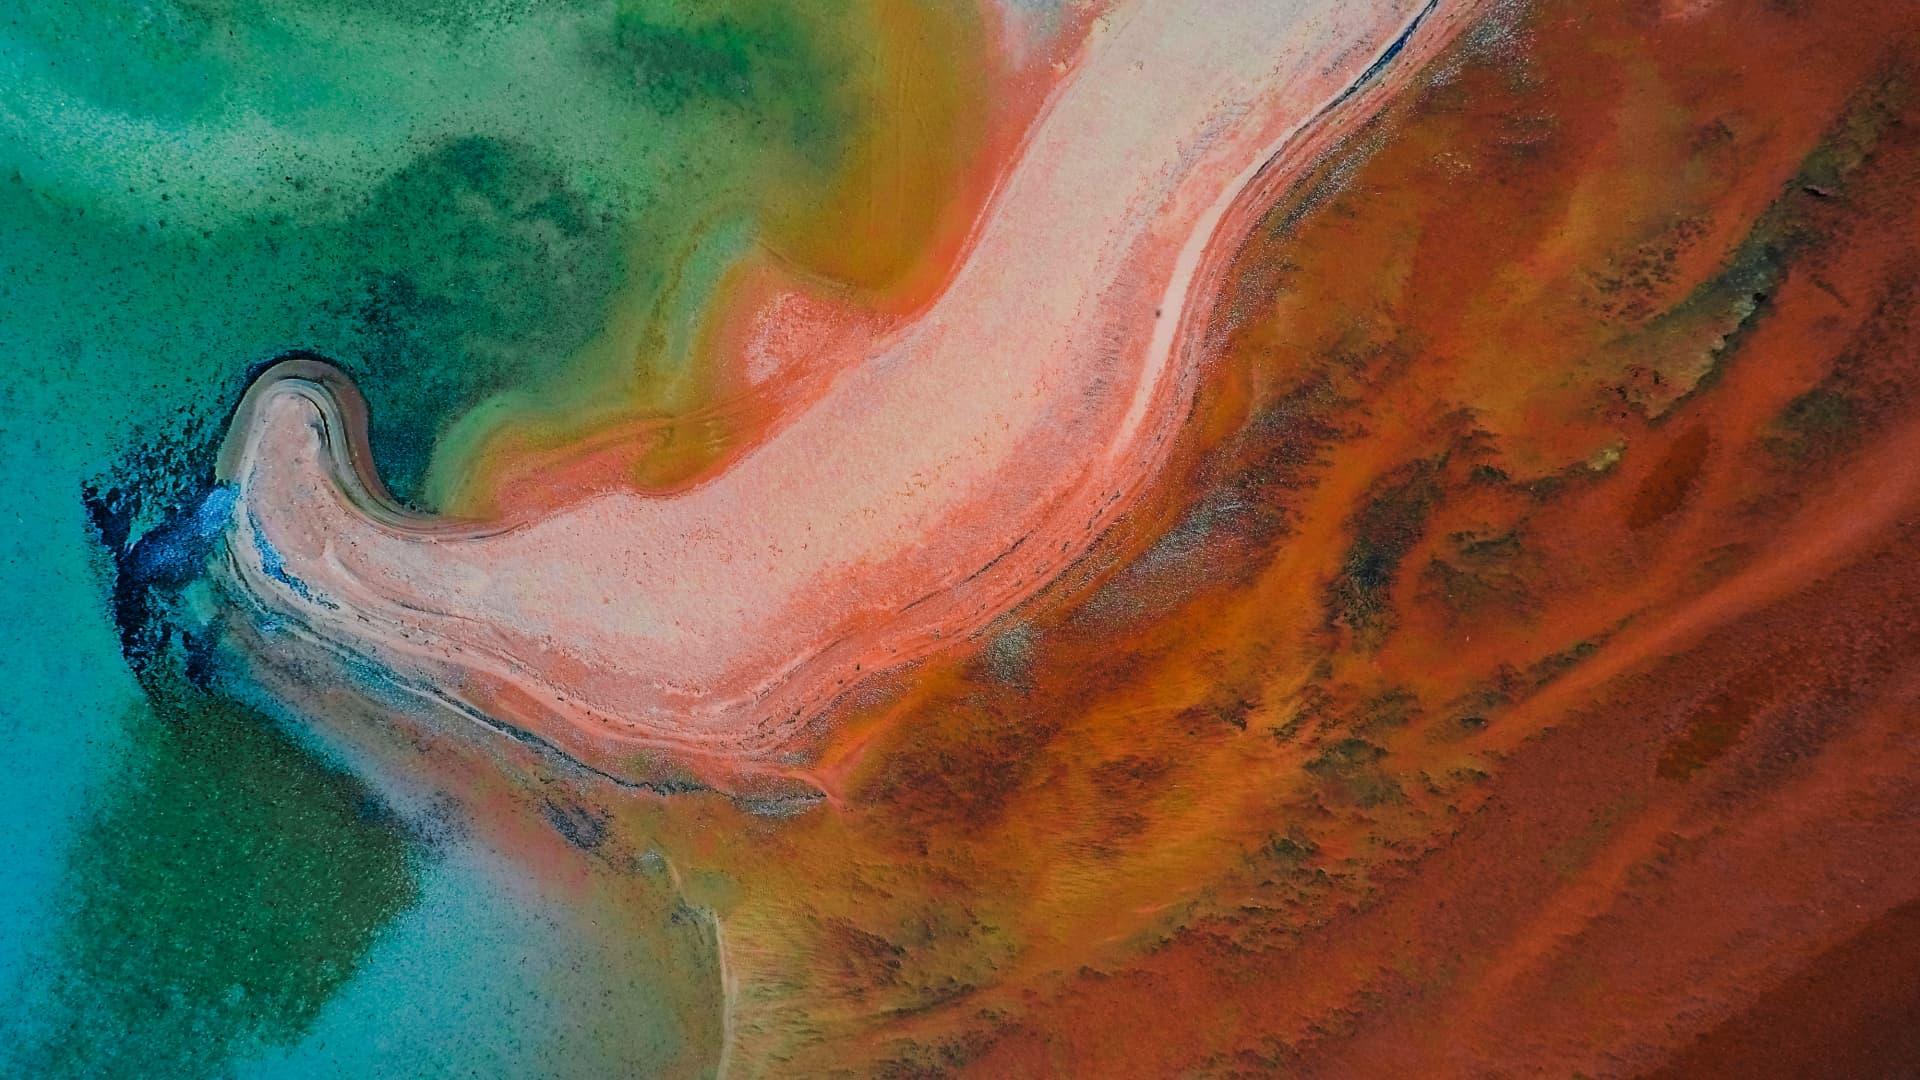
[217,0,1467,788]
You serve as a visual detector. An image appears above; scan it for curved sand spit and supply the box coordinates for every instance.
[219,0,1463,786]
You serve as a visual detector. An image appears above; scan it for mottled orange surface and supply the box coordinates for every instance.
[236,0,1920,1072]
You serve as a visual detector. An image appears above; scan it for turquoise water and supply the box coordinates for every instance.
[0,2,881,1074]
[240,842,713,1078]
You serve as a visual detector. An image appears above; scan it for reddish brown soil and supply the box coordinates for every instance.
[283,0,1920,1071]
[770,0,1920,1071]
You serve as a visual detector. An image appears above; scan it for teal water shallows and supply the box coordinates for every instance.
[0,1,878,1074]
[4,680,419,1078]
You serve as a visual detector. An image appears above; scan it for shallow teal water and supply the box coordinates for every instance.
[0,2,878,1074]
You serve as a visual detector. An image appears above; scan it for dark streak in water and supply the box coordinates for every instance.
[1335,0,1442,111]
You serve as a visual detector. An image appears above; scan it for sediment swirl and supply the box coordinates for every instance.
[217,0,1469,790]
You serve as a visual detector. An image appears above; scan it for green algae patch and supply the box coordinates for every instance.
[0,0,986,512]
[336,133,632,503]
[19,677,419,1079]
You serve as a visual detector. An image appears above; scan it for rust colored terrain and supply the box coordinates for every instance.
[793,0,1920,1071]
[254,0,1920,1072]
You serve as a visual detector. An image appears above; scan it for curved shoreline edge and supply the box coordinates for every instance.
[211,0,1478,795]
